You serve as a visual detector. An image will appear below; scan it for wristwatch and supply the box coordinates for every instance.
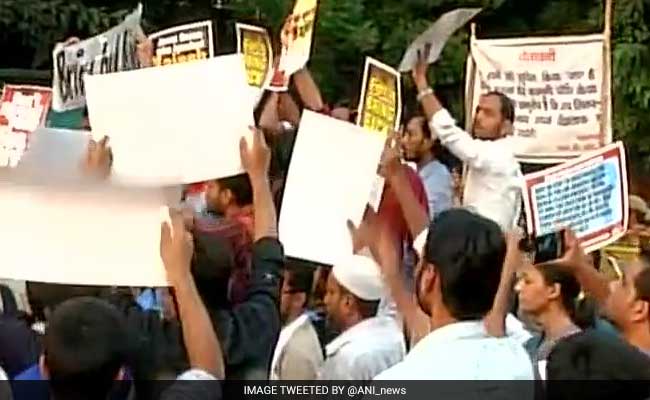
[417,87,434,102]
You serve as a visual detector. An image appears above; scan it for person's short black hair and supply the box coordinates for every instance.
[26,282,107,322]
[356,299,380,320]
[215,173,253,207]
[284,260,315,295]
[547,330,650,400]
[484,91,515,123]
[284,262,315,311]
[44,297,129,400]
[424,209,506,320]
[191,232,235,309]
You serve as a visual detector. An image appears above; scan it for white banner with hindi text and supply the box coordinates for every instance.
[467,34,612,163]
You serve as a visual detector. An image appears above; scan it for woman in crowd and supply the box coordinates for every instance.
[515,262,593,366]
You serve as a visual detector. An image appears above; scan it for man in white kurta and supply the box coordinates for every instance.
[317,254,404,381]
[412,55,523,231]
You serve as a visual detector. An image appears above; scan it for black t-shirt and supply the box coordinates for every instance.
[160,375,222,400]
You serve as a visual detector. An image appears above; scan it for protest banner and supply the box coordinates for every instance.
[522,142,628,253]
[85,54,256,185]
[267,0,319,91]
[0,85,52,168]
[279,110,385,266]
[51,4,143,112]
[466,33,612,162]
[398,8,481,72]
[357,57,402,137]
[236,23,273,88]
[0,182,169,286]
[150,20,214,67]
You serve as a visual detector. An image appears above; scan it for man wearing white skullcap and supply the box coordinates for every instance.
[317,254,405,380]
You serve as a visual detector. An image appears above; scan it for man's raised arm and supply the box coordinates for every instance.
[240,127,277,240]
[411,45,493,170]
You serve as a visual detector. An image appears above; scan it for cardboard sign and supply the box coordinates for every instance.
[398,8,481,72]
[4,128,90,184]
[357,57,402,136]
[0,182,170,286]
[150,20,214,66]
[279,111,385,266]
[0,85,52,168]
[267,0,319,91]
[51,4,143,111]
[236,23,273,88]
[466,34,612,162]
[85,54,255,185]
[522,142,628,253]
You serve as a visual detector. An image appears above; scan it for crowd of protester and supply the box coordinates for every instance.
[2,18,650,400]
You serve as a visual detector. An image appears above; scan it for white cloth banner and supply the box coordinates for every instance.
[85,54,256,185]
[279,111,385,266]
[467,34,612,163]
[51,5,143,111]
[0,182,170,286]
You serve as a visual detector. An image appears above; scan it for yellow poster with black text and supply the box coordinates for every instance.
[357,57,402,137]
[236,23,273,88]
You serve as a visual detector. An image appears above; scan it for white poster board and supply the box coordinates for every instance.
[52,5,143,112]
[522,142,628,253]
[8,128,91,184]
[150,20,214,66]
[467,34,612,163]
[279,111,385,266]
[85,54,256,185]
[398,8,481,72]
[0,182,170,286]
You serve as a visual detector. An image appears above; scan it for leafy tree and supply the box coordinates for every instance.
[0,0,131,68]
[1,0,649,169]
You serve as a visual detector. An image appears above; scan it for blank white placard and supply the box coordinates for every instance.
[8,128,90,185]
[85,54,255,185]
[279,111,385,266]
[0,182,170,286]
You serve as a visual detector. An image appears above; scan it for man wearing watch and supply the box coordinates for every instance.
[412,45,523,232]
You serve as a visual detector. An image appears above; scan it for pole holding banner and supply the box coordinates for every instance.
[600,0,613,147]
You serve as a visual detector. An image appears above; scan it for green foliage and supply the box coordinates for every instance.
[0,0,129,68]
[612,0,650,171]
[1,0,649,168]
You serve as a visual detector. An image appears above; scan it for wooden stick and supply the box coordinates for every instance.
[600,0,614,146]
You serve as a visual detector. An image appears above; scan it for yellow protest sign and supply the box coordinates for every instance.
[357,58,402,136]
[236,23,273,88]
